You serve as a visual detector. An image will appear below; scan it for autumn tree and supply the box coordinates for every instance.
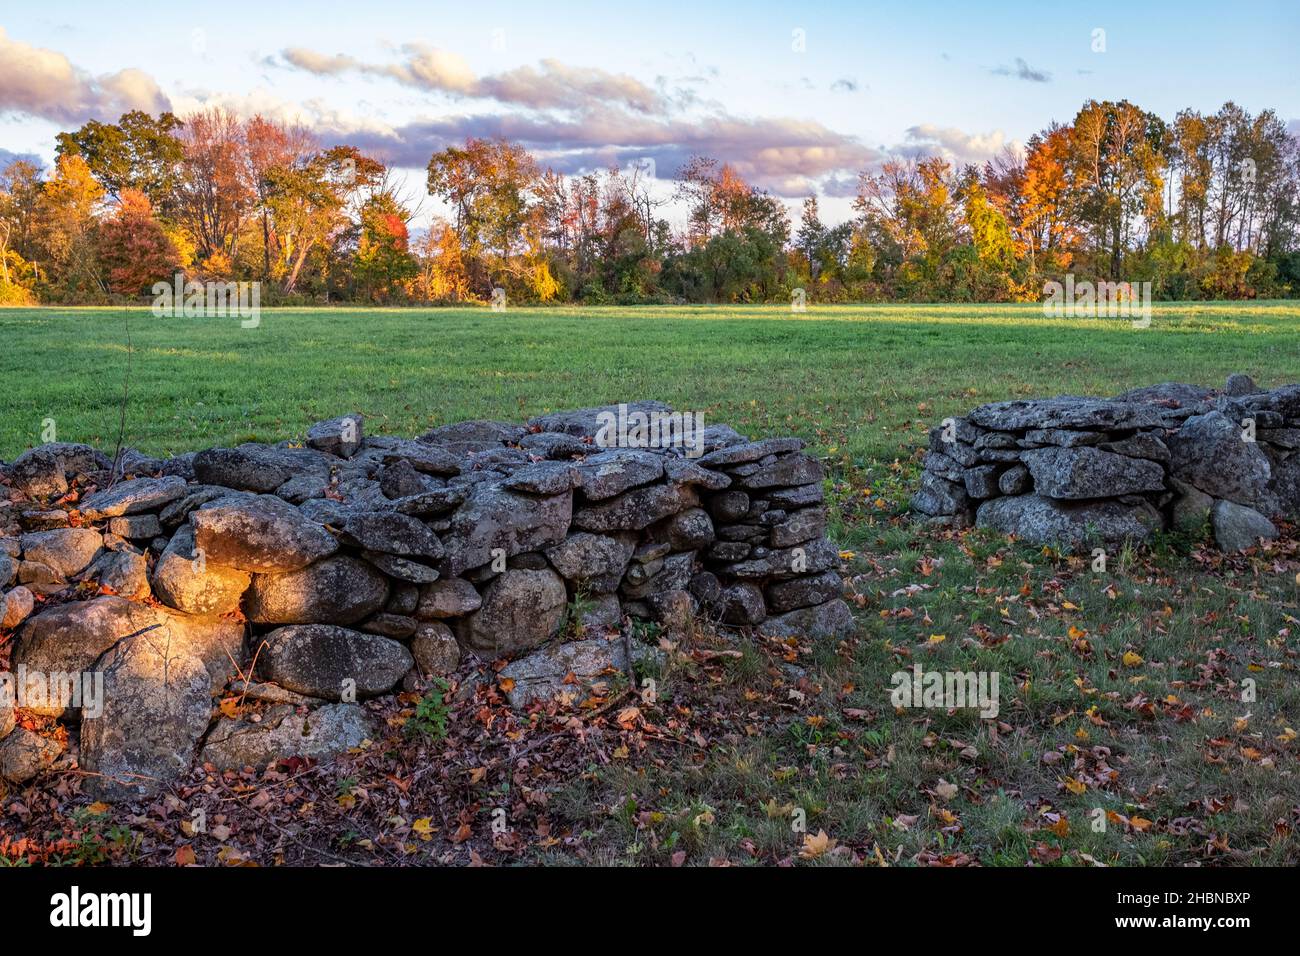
[55,111,185,213]
[96,189,180,294]
[34,153,105,298]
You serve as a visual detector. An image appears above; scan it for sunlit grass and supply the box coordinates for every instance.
[1,301,1297,461]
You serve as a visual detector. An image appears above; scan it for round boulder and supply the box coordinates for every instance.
[245,556,389,625]
[457,568,568,658]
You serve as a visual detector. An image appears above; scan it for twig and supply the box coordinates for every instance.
[108,308,133,487]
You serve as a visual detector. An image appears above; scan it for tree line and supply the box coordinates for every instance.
[1,98,1297,307]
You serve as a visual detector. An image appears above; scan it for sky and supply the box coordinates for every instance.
[1,0,1297,226]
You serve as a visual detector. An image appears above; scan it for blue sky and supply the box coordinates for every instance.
[2,1,1296,224]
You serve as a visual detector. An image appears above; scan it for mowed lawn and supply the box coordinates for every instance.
[3,301,1299,867]
[2,301,1298,465]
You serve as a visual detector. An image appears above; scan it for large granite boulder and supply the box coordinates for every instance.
[457,568,568,658]
[260,624,412,700]
[976,495,1162,549]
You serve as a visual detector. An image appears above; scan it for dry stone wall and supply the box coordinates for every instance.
[912,374,1300,553]
[0,402,851,799]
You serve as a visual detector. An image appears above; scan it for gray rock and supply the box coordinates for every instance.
[409,622,461,676]
[922,451,964,482]
[108,514,163,539]
[1021,446,1165,499]
[8,448,69,499]
[530,401,673,439]
[663,507,715,551]
[662,457,731,490]
[1265,454,1300,520]
[274,473,328,504]
[151,525,251,615]
[620,551,696,600]
[340,511,443,559]
[910,472,969,516]
[193,447,294,493]
[457,568,568,658]
[80,627,212,800]
[543,532,635,588]
[439,483,572,576]
[573,593,622,635]
[698,437,805,468]
[708,491,750,522]
[1113,382,1212,406]
[1170,478,1213,533]
[757,598,856,641]
[976,494,1162,551]
[200,703,372,770]
[969,396,1166,431]
[719,538,838,580]
[416,578,482,619]
[0,551,14,589]
[517,431,591,459]
[245,556,389,625]
[0,727,62,784]
[360,613,418,639]
[572,484,698,533]
[1098,433,1171,462]
[497,637,644,708]
[307,414,364,458]
[687,571,722,608]
[379,459,435,499]
[768,508,826,547]
[84,549,150,600]
[1021,428,1105,447]
[19,528,103,577]
[1211,500,1278,552]
[1224,374,1260,397]
[574,450,664,500]
[738,454,825,489]
[1167,411,1272,508]
[962,464,1002,500]
[765,484,824,508]
[386,582,420,616]
[361,550,441,583]
[374,438,463,476]
[1259,427,1300,450]
[502,460,581,495]
[191,498,338,573]
[998,465,1031,495]
[419,419,523,452]
[15,597,241,717]
[388,486,467,517]
[765,570,843,613]
[78,476,188,520]
[261,624,412,700]
[720,582,766,625]
[158,486,228,528]
[1,586,35,630]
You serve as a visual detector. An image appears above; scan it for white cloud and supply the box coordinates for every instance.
[0,27,170,122]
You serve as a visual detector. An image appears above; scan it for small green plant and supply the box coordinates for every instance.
[406,678,451,741]
[565,587,596,640]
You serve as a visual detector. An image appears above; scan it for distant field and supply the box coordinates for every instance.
[1,302,1298,466]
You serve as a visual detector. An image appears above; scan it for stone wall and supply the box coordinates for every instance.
[0,402,851,799]
[911,375,1299,552]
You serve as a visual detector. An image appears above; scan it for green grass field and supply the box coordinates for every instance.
[2,301,1298,465]
[3,301,1299,866]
